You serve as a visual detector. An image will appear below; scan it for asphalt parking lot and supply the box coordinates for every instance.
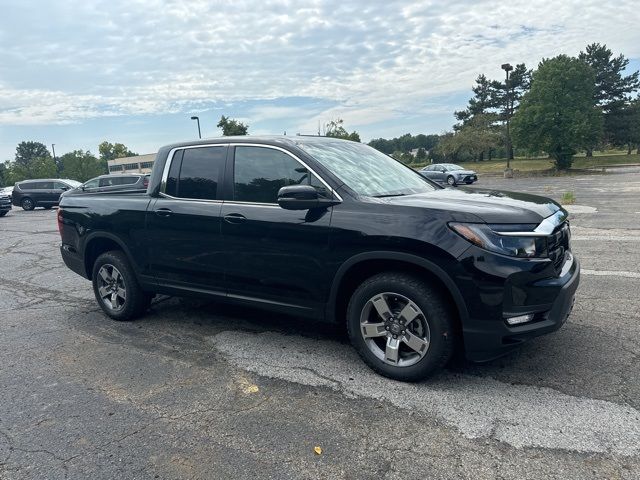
[1,172,639,479]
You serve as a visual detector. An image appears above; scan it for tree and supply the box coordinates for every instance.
[512,55,602,170]
[579,43,640,155]
[98,141,137,173]
[98,142,137,161]
[217,115,249,136]
[435,115,502,163]
[6,157,57,183]
[60,150,104,181]
[369,133,439,155]
[323,119,361,142]
[416,148,427,161]
[15,141,51,167]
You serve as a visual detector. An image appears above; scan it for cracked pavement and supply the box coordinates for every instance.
[0,172,639,479]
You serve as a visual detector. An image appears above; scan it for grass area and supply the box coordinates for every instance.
[413,151,640,174]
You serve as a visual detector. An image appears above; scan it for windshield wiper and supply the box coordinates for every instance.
[372,193,407,198]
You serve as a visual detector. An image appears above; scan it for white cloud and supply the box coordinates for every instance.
[0,0,638,131]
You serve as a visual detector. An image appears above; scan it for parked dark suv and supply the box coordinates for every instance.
[0,190,11,216]
[13,179,82,210]
[58,137,579,381]
[66,173,150,195]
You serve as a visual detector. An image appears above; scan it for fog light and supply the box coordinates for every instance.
[505,314,535,326]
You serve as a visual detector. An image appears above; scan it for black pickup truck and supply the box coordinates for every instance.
[59,136,579,381]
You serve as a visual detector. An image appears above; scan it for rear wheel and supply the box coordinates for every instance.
[446,176,456,186]
[92,250,151,321]
[21,198,35,211]
[347,272,455,381]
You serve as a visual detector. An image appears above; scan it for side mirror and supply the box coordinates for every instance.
[81,185,86,191]
[277,185,340,210]
[61,186,69,191]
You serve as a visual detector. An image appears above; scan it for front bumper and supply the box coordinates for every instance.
[460,250,580,362]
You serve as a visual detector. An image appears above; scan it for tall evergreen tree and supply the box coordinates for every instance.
[579,43,640,154]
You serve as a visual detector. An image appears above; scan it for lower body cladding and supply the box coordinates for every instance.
[455,248,580,362]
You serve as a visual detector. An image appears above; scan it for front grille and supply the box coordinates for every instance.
[548,222,570,271]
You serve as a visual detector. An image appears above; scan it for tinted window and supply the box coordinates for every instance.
[120,177,139,185]
[84,179,99,189]
[165,147,225,200]
[99,177,116,187]
[233,146,327,203]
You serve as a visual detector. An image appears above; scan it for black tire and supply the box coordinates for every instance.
[21,197,35,211]
[347,272,455,382]
[92,250,151,321]
[446,176,456,186]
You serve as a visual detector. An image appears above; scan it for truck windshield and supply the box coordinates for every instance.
[297,140,437,197]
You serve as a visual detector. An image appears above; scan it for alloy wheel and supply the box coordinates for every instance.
[97,264,127,311]
[359,292,430,367]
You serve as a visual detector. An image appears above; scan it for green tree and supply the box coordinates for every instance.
[512,55,602,170]
[416,148,427,161]
[6,157,57,183]
[15,141,51,166]
[60,150,104,181]
[579,43,640,155]
[323,119,361,142]
[98,141,137,173]
[217,115,249,136]
[436,115,502,163]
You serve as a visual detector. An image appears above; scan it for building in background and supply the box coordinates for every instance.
[107,153,157,174]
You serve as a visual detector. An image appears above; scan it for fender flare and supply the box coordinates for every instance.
[326,251,469,324]
[82,231,140,278]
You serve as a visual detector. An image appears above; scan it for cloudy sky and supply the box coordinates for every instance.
[0,0,638,159]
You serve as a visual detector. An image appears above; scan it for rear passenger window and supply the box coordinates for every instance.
[165,147,225,200]
[120,177,138,185]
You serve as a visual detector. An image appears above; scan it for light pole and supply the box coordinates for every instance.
[190,116,201,139]
[501,63,513,170]
[51,144,57,170]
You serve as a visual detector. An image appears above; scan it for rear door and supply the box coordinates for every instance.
[37,181,56,204]
[219,144,334,316]
[146,145,228,294]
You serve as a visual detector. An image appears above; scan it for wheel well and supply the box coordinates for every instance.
[333,259,463,334]
[84,237,122,277]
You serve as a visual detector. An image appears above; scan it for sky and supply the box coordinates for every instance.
[0,0,639,160]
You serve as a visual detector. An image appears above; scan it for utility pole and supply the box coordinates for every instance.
[190,116,201,139]
[51,144,57,171]
[501,63,513,170]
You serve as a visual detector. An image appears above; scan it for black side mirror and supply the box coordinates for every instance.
[60,186,69,191]
[277,185,340,210]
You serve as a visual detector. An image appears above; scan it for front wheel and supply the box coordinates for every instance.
[92,250,151,321]
[446,176,456,186]
[347,272,455,381]
[21,198,35,211]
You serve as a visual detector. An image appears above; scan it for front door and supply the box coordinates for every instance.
[220,145,334,316]
[146,145,228,294]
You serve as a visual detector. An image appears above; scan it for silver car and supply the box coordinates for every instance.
[419,164,478,186]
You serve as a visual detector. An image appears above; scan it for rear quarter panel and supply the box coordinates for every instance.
[59,192,153,276]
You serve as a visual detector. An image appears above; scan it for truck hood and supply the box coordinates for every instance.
[379,187,562,224]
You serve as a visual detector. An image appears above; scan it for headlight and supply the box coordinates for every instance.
[449,223,547,258]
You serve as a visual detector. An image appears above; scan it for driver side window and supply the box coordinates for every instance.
[233,146,328,203]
